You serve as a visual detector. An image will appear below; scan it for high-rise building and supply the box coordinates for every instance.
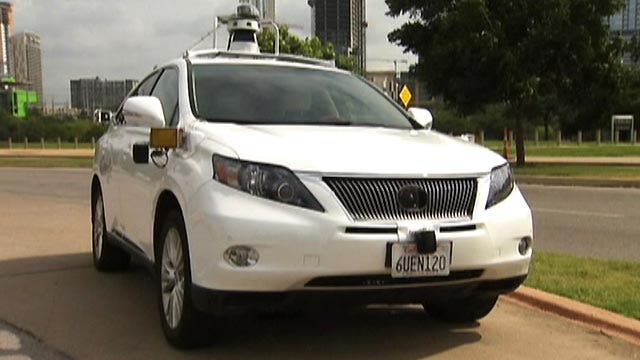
[11,32,43,108]
[608,1,640,64]
[308,0,366,72]
[70,77,138,112]
[608,0,640,37]
[239,0,276,22]
[0,1,13,76]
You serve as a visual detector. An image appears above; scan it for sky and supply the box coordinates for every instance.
[12,0,417,106]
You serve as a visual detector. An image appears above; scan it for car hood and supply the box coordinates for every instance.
[194,123,506,176]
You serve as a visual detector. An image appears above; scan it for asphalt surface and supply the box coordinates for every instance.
[520,184,640,261]
[0,167,638,359]
[0,167,637,261]
[0,320,71,360]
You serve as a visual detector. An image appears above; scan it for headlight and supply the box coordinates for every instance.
[486,163,514,209]
[213,154,324,212]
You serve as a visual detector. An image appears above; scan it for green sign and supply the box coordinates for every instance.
[12,90,39,118]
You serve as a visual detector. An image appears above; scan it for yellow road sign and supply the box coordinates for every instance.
[400,85,412,108]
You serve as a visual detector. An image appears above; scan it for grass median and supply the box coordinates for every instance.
[513,164,640,179]
[525,251,640,320]
[2,156,640,182]
[485,142,640,157]
[0,157,93,168]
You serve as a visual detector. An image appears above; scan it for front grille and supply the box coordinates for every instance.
[324,177,478,222]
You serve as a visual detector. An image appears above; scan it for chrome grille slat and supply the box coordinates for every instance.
[324,177,478,222]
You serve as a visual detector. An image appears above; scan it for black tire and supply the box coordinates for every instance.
[92,191,130,271]
[156,210,212,348]
[423,294,499,323]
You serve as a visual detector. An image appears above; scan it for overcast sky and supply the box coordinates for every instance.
[12,0,417,106]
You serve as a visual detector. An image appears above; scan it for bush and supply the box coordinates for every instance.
[428,100,510,138]
[0,111,108,142]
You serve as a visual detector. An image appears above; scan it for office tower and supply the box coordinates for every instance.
[11,32,43,108]
[608,0,640,64]
[239,0,276,21]
[609,0,640,36]
[308,0,366,72]
[0,1,13,75]
[70,77,138,112]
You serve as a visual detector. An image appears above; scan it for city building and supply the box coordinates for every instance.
[367,70,431,107]
[308,0,367,72]
[11,32,43,108]
[608,0,640,37]
[0,1,13,76]
[239,0,276,21]
[70,77,138,113]
[608,1,640,64]
[367,70,398,97]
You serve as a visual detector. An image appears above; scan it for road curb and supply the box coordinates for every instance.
[504,286,640,346]
[516,176,640,188]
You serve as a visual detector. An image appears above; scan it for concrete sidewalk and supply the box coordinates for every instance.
[0,149,94,158]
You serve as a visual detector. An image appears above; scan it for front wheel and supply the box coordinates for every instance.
[423,294,499,323]
[157,210,212,348]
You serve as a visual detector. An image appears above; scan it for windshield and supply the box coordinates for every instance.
[191,64,415,129]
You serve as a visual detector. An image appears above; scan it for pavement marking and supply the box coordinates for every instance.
[533,207,623,219]
[0,331,20,351]
[0,356,32,360]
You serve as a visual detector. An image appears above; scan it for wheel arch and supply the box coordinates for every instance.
[153,190,186,264]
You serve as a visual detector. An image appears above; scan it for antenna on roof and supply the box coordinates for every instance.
[217,4,261,54]
[186,4,281,56]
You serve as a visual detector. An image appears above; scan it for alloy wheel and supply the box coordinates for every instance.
[161,228,185,330]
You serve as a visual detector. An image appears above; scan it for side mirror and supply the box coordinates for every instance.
[408,107,434,130]
[122,96,165,128]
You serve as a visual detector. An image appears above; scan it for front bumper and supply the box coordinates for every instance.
[191,275,527,315]
[184,175,533,296]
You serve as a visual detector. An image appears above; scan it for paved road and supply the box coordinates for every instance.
[1,168,638,261]
[0,168,638,359]
[520,184,640,261]
[0,320,71,360]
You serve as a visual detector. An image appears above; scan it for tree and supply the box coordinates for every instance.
[257,25,359,72]
[386,0,625,166]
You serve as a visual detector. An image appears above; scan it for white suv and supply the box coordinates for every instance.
[91,48,533,347]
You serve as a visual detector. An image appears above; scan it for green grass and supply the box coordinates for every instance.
[484,141,640,157]
[526,252,640,320]
[0,157,93,168]
[513,164,640,179]
[0,141,94,150]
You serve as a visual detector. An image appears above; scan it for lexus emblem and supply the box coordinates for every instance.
[397,185,428,212]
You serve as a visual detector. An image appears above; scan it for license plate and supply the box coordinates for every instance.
[391,242,452,278]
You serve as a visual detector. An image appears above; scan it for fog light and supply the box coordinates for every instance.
[224,246,259,267]
[518,237,532,255]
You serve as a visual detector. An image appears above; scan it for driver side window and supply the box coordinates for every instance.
[115,71,161,125]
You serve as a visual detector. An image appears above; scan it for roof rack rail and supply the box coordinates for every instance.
[184,49,336,68]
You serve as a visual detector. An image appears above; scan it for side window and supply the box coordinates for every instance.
[151,68,179,127]
[116,71,161,124]
[135,71,162,96]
